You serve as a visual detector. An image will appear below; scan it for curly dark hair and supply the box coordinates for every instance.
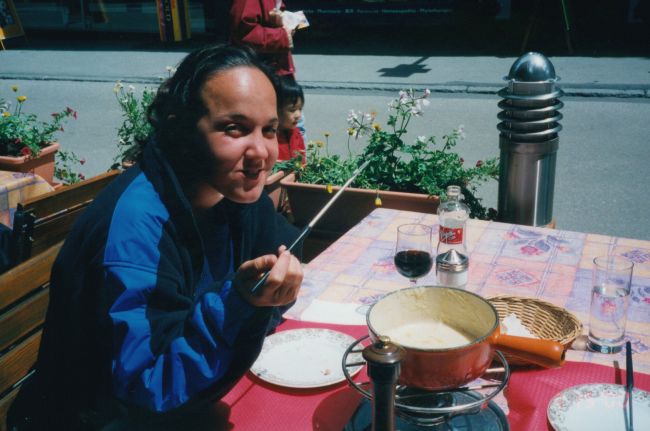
[147,44,278,186]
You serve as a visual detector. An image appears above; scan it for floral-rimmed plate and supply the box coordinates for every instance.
[250,328,363,389]
[547,383,650,431]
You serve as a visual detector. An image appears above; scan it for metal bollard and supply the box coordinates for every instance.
[497,52,564,227]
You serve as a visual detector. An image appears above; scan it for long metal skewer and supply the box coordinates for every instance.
[250,159,371,293]
[626,340,634,431]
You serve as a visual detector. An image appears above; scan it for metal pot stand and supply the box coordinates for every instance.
[342,336,511,430]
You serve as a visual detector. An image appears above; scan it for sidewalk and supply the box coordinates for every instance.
[1,48,649,98]
[1,40,650,241]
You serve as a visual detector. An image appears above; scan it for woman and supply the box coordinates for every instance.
[9,44,303,430]
[229,0,296,78]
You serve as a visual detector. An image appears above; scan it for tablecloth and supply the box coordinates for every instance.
[285,208,650,375]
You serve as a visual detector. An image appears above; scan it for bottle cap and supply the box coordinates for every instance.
[436,249,469,273]
[446,185,461,197]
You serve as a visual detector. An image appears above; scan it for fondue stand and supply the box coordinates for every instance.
[342,336,511,430]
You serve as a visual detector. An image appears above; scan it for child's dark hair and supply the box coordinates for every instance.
[277,75,304,109]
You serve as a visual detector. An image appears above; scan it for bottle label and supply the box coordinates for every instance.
[439,226,463,244]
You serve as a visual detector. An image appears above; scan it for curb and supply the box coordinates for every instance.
[2,74,648,99]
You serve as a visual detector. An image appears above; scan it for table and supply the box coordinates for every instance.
[220,208,650,430]
[0,170,54,228]
[286,208,650,374]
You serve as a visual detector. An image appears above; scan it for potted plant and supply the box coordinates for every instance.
[0,85,77,185]
[54,149,87,186]
[111,81,155,169]
[277,89,499,238]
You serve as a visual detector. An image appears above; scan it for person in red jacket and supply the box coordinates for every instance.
[229,0,295,78]
[276,75,305,163]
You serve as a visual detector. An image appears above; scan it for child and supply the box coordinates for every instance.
[276,75,306,163]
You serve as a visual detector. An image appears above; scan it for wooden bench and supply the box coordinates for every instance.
[0,242,61,431]
[1,171,121,429]
[11,170,120,265]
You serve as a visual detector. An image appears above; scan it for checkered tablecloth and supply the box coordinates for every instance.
[286,207,650,374]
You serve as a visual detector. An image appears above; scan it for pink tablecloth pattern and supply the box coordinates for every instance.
[0,170,54,227]
[285,208,650,374]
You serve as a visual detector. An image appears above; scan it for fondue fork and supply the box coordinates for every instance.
[626,340,634,431]
[250,160,371,294]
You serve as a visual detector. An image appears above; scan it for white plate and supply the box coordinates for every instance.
[548,383,650,431]
[250,328,363,389]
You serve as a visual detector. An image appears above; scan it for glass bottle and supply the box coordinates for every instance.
[436,185,469,258]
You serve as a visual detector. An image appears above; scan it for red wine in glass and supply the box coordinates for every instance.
[395,223,433,284]
[394,250,433,279]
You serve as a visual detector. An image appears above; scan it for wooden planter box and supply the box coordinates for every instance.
[280,173,440,259]
[0,142,60,185]
[265,170,287,211]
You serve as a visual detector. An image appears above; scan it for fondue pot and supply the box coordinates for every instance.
[366,286,565,390]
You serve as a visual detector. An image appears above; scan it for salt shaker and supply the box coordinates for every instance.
[435,249,469,288]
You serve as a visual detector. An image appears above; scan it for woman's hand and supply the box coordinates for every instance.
[234,246,303,307]
[268,9,283,28]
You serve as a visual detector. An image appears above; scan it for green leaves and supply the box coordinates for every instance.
[285,89,500,220]
[55,149,86,185]
[0,89,77,158]
[113,83,155,166]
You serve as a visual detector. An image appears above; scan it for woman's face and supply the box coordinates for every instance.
[196,67,279,204]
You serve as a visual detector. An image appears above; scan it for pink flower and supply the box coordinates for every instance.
[79,158,86,165]
[476,160,483,168]
[520,245,542,255]
[79,174,85,180]
[51,112,59,117]
[20,147,32,157]
[460,157,464,165]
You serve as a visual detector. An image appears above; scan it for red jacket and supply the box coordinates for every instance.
[229,0,295,77]
[277,128,305,162]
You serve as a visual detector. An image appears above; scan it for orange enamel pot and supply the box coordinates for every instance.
[366,286,565,390]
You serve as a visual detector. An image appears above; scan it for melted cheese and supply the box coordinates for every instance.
[384,321,472,349]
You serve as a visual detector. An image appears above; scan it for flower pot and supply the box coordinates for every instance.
[264,170,287,211]
[280,173,440,235]
[0,142,60,185]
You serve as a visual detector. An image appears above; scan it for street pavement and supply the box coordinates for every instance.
[1,38,649,240]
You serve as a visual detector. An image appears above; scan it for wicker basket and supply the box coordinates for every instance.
[488,295,583,366]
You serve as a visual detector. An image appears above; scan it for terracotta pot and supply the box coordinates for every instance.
[0,142,60,185]
[366,286,565,390]
[280,173,440,234]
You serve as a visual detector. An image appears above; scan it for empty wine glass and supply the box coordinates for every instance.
[394,223,433,285]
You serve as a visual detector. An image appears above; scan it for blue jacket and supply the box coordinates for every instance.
[15,141,300,429]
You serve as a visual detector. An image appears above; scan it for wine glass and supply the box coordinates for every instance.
[394,223,433,285]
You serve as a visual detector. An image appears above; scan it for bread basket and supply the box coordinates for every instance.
[488,295,583,366]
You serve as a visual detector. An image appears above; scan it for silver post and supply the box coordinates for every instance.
[496,52,564,227]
